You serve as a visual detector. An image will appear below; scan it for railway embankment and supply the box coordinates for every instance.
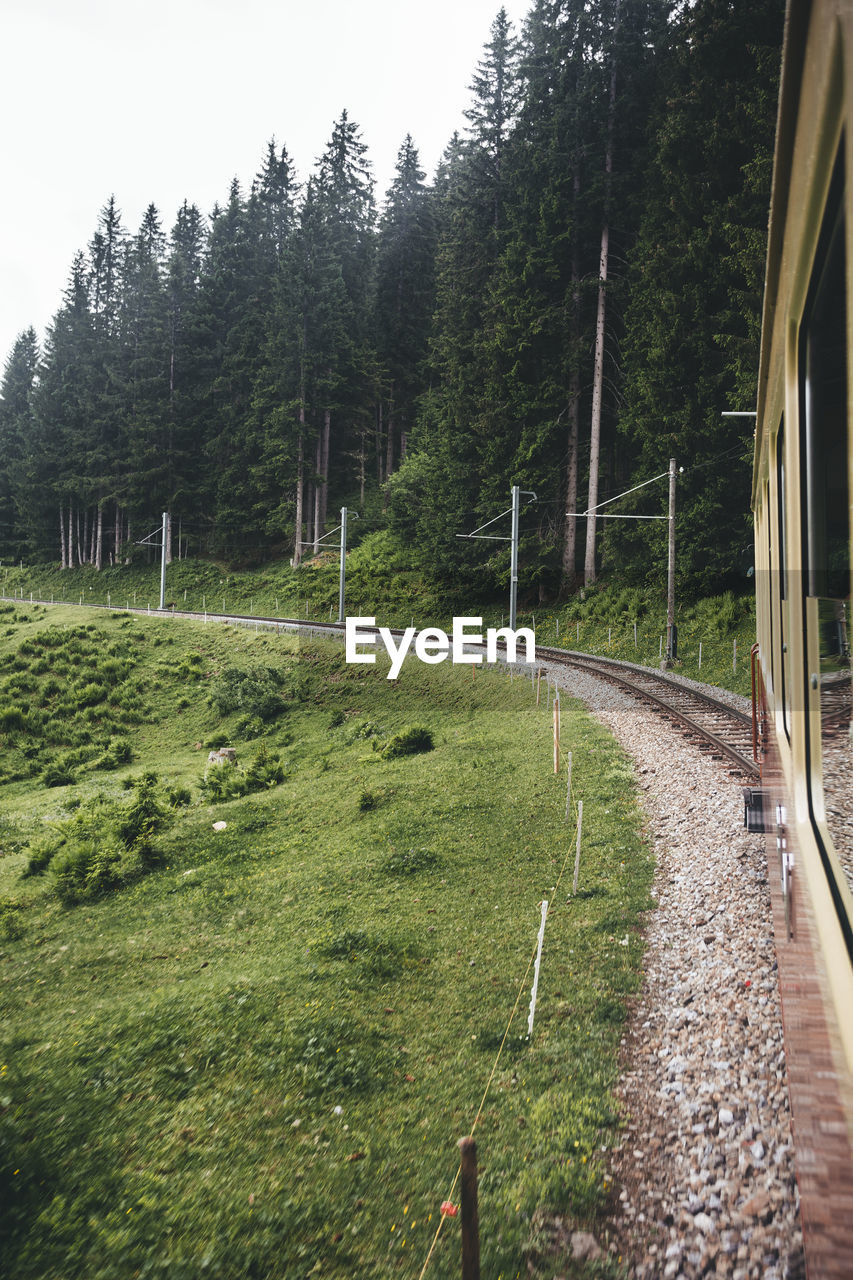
[548,663,804,1280]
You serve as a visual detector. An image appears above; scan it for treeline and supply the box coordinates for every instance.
[0,0,784,597]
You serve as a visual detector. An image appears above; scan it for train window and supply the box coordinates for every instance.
[776,419,791,739]
[800,152,852,897]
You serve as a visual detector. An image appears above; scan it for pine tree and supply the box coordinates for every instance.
[31,254,98,565]
[0,328,40,559]
[613,0,785,594]
[374,135,436,483]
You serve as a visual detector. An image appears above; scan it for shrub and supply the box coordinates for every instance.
[42,756,76,788]
[52,838,123,904]
[209,665,285,721]
[244,742,286,791]
[22,775,173,905]
[176,651,205,681]
[381,725,434,760]
[0,706,26,733]
[199,758,247,804]
[115,772,168,853]
[235,714,264,739]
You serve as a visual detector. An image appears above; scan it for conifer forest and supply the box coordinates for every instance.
[0,0,785,600]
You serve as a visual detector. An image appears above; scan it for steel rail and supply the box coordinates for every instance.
[538,647,759,778]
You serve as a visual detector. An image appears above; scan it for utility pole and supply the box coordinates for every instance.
[458,486,535,632]
[509,484,520,631]
[666,460,676,663]
[159,512,169,611]
[337,506,348,624]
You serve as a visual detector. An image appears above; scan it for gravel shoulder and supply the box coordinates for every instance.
[546,664,804,1280]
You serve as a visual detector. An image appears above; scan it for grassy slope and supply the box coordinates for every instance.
[2,545,756,698]
[0,605,654,1279]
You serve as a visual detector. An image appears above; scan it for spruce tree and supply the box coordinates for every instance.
[0,328,40,559]
[613,0,785,594]
[374,135,436,484]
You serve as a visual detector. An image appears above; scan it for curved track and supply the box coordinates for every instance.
[537,647,759,779]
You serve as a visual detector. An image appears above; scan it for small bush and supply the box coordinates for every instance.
[0,706,27,733]
[200,759,246,804]
[349,719,382,742]
[235,714,264,739]
[381,725,434,760]
[42,756,76,788]
[209,665,285,721]
[52,838,123,905]
[243,742,286,791]
[358,788,378,812]
[22,774,173,905]
[22,836,59,877]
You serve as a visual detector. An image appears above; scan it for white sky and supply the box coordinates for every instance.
[1,0,532,369]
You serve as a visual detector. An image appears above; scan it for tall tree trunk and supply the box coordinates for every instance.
[385,391,395,483]
[306,482,315,551]
[584,226,609,586]
[95,501,103,571]
[360,430,366,506]
[114,504,121,566]
[583,0,620,587]
[312,435,322,554]
[562,171,582,591]
[59,503,67,569]
[319,406,330,532]
[377,401,385,485]
[294,424,304,567]
[68,505,74,568]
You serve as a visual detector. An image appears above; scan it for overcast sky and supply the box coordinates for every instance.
[2,0,532,370]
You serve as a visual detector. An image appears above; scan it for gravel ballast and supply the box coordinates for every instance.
[546,663,804,1280]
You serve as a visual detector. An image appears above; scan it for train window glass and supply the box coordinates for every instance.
[800,154,852,894]
[776,420,791,738]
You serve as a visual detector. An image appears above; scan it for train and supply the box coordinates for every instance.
[750,0,853,1271]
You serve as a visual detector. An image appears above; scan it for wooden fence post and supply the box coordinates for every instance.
[553,697,560,773]
[573,799,584,894]
[458,1137,480,1280]
[565,750,572,820]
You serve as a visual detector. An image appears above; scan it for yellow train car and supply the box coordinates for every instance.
[752,0,853,1271]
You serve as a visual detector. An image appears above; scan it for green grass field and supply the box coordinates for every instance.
[2,549,756,702]
[0,604,654,1278]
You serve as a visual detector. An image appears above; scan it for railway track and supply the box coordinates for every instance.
[537,647,759,779]
[5,594,760,778]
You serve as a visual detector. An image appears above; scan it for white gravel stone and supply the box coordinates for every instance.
[546,662,805,1280]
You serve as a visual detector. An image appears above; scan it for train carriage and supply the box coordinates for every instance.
[752,0,853,1271]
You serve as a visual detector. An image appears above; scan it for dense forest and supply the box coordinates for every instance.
[0,0,784,600]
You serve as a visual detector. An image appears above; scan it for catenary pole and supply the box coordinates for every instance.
[159,512,168,611]
[509,484,520,631]
[666,459,676,662]
[337,507,348,624]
